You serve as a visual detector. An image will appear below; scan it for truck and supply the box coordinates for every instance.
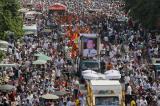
[87,80,124,106]
[76,33,102,77]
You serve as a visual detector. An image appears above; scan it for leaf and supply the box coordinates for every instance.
[0,0,23,40]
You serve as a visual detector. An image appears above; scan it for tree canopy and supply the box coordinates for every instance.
[123,0,160,29]
[0,0,23,40]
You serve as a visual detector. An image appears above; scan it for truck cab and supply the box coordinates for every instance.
[87,80,124,106]
[76,58,101,77]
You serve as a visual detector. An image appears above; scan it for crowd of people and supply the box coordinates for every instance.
[0,22,85,106]
[0,0,160,106]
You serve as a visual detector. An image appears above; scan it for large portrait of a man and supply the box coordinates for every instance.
[83,38,97,57]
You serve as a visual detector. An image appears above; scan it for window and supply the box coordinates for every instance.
[81,61,99,71]
[95,96,119,106]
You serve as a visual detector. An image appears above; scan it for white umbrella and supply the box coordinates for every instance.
[25,11,37,15]
[0,84,15,92]
[25,11,42,15]
[41,93,59,100]
[82,70,97,75]
[0,40,9,45]
[33,60,47,64]
[83,73,99,80]
[18,8,29,13]
[0,40,9,51]
[105,70,120,75]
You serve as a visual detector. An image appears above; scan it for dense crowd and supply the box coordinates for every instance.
[0,0,160,106]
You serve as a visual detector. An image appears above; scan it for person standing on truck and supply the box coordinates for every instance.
[83,39,97,57]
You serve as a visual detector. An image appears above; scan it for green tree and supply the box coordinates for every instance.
[0,0,23,40]
[123,0,160,29]
[0,50,5,62]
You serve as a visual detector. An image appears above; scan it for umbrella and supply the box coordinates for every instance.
[0,40,9,45]
[35,12,42,15]
[48,3,67,11]
[38,56,51,61]
[25,11,42,17]
[0,84,15,92]
[82,70,97,75]
[25,11,37,15]
[34,53,51,60]
[83,73,99,80]
[34,53,47,57]
[24,31,34,35]
[25,11,42,15]
[0,64,19,67]
[33,60,47,64]
[18,8,29,13]
[41,93,59,100]
[53,91,66,96]
[41,29,52,33]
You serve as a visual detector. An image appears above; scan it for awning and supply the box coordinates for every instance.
[41,93,59,100]
[25,11,42,15]
[48,3,67,11]
[33,60,47,65]
[0,64,19,67]
[23,24,37,32]
[18,8,30,13]
[0,84,15,92]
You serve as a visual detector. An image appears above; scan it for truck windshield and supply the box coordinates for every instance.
[81,61,99,70]
[95,96,119,106]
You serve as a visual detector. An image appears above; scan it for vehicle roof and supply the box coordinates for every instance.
[153,63,160,65]
[90,80,121,86]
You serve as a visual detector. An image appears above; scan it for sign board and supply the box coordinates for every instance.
[79,33,99,57]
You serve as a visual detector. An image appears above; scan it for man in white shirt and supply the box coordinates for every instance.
[66,98,72,106]
[127,84,132,95]
[140,97,148,106]
[83,39,97,57]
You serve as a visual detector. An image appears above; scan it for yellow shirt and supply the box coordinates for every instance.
[131,100,136,106]
[75,99,80,106]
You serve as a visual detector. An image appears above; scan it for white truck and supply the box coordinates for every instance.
[87,80,124,106]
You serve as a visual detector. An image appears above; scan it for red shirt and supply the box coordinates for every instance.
[9,92,16,101]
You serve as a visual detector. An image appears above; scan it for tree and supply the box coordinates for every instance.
[0,50,6,61]
[123,0,160,29]
[0,0,23,40]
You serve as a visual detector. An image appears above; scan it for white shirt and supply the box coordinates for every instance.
[83,49,97,57]
[15,52,20,60]
[127,85,132,95]
[157,100,160,106]
[66,101,72,106]
[136,99,141,106]
[140,99,147,106]
[125,76,130,84]
[56,69,61,77]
